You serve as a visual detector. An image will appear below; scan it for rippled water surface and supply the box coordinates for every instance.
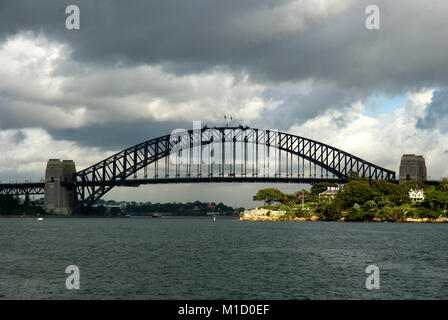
[1,217,448,299]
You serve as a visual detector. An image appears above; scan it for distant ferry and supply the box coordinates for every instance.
[152,213,162,218]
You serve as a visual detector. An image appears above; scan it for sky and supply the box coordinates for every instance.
[1,0,448,207]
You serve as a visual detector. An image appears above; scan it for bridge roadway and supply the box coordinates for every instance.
[0,178,440,196]
[0,182,45,195]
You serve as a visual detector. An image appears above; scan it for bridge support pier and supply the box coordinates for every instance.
[44,159,76,215]
[399,154,427,184]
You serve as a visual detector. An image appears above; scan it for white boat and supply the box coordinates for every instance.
[37,217,44,221]
[213,216,216,221]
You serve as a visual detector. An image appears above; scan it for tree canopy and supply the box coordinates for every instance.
[252,188,287,205]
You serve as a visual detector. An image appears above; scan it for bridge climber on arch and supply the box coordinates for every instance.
[0,126,396,215]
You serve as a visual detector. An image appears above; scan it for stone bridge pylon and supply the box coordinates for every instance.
[44,159,76,215]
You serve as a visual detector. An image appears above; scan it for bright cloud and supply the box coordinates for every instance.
[289,89,448,179]
[0,128,114,180]
[0,33,281,130]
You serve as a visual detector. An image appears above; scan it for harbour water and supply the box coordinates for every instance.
[1,217,448,299]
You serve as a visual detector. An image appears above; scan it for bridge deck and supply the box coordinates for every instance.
[0,179,440,196]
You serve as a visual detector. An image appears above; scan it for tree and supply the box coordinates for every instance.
[253,188,287,205]
[109,207,122,216]
[437,178,448,192]
[348,171,360,181]
[283,193,298,204]
[370,179,409,206]
[365,200,377,210]
[425,188,448,211]
[322,200,343,220]
[401,180,427,192]
[0,195,19,214]
[339,180,374,209]
[295,189,313,204]
[89,205,106,216]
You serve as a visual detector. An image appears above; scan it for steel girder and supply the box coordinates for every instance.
[0,182,45,196]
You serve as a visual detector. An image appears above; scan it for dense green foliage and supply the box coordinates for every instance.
[253,178,448,222]
[0,196,238,217]
[0,195,47,216]
[126,201,238,216]
[253,188,287,205]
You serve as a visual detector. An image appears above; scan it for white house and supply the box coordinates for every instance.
[319,186,341,200]
[408,189,425,202]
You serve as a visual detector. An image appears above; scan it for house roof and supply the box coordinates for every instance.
[320,189,339,195]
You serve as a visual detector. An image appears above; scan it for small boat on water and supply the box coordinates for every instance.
[152,213,162,218]
[213,216,216,221]
[37,217,44,221]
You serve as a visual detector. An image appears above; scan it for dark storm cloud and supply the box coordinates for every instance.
[0,0,268,68]
[417,89,448,131]
[47,120,193,150]
[2,0,448,149]
[257,84,366,130]
[1,0,448,91]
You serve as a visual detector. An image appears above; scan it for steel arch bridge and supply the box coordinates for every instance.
[69,126,395,213]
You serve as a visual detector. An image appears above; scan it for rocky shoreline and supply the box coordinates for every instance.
[240,208,448,223]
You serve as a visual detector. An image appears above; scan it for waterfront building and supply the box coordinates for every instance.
[319,187,341,201]
[408,189,425,202]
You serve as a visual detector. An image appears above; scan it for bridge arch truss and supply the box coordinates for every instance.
[72,126,395,212]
